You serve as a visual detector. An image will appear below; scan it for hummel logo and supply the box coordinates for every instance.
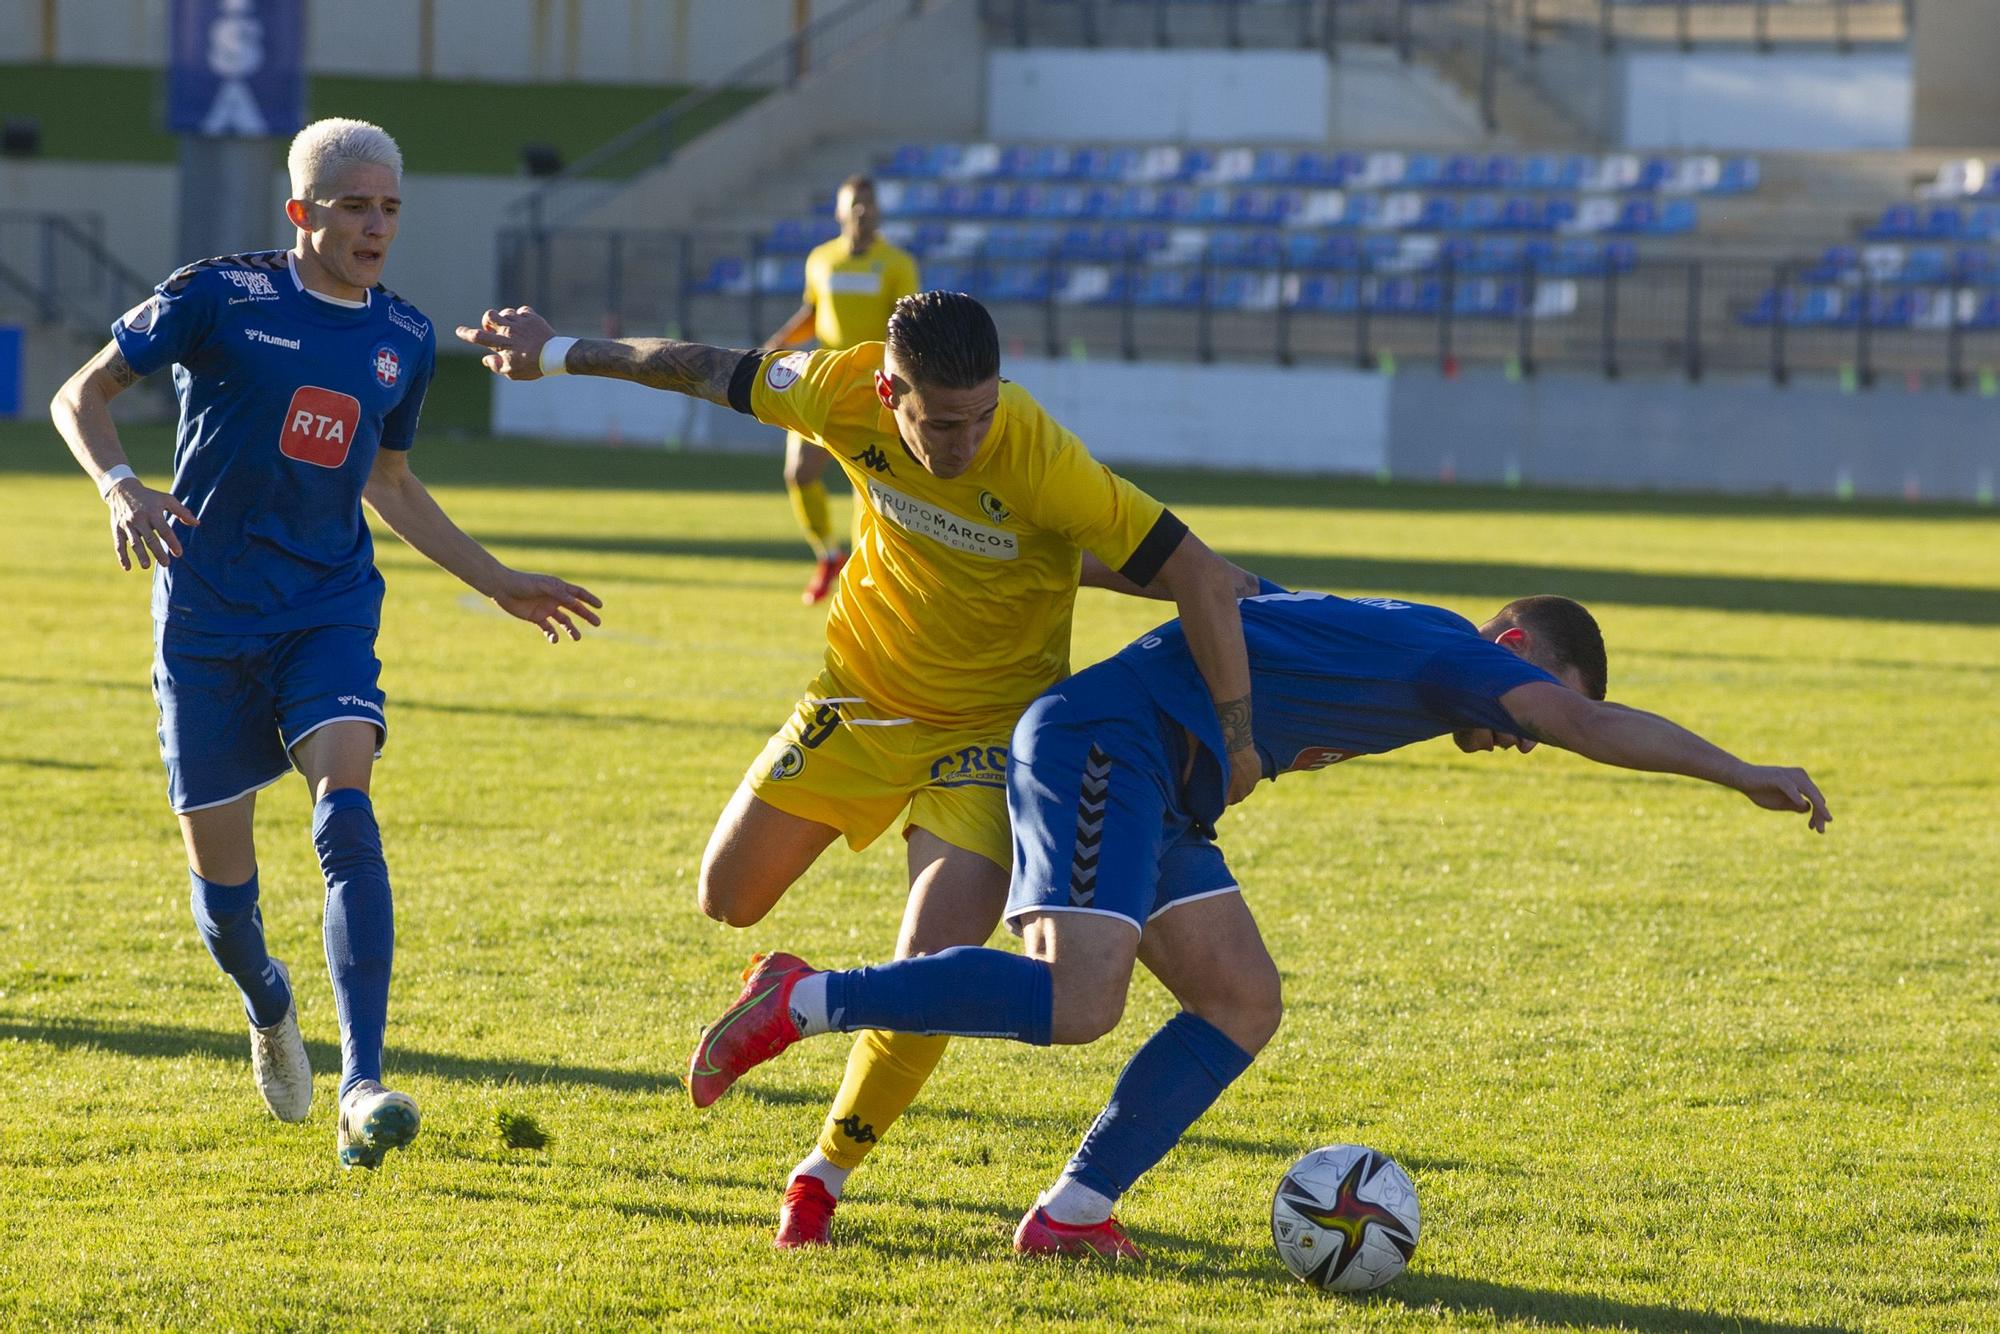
[1070,745,1112,908]
[247,329,301,350]
[848,444,892,473]
[834,1114,878,1145]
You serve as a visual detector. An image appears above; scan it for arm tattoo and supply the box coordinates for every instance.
[566,337,744,406]
[1217,694,1254,753]
[1231,568,1262,599]
[106,350,140,390]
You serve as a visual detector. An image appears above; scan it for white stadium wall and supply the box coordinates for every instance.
[0,0,854,84]
[1620,51,1912,151]
[983,47,1486,147]
[491,360,2000,504]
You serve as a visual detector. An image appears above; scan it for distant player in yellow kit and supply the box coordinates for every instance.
[461,291,1260,1249]
[762,175,920,604]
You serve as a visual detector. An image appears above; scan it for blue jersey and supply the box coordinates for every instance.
[1111,589,1560,821]
[112,250,436,634]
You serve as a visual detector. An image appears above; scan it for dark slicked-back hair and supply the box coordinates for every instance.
[839,172,876,196]
[1490,595,1607,700]
[886,291,1001,390]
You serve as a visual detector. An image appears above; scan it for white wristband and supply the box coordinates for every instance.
[540,336,577,377]
[98,465,137,498]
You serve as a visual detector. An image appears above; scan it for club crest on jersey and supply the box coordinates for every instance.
[768,743,806,781]
[765,351,810,392]
[1287,747,1356,772]
[978,491,1011,524]
[371,343,401,388]
[120,296,160,334]
[280,386,362,469]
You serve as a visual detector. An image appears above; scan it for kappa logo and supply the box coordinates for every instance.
[371,342,400,387]
[765,350,810,392]
[848,443,892,474]
[978,490,1011,524]
[279,386,361,469]
[928,744,1008,789]
[219,269,280,300]
[833,1114,878,1145]
[768,743,806,781]
[120,296,160,334]
[1287,747,1355,772]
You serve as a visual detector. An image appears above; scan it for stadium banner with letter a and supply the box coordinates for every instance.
[167,0,305,138]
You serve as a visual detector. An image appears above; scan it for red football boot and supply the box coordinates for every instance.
[1013,1206,1142,1260]
[774,1175,838,1249]
[802,549,847,605]
[688,952,816,1108]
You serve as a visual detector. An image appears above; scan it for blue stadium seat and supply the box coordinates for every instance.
[1867,203,1919,240]
[691,257,745,296]
[1717,156,1761,195]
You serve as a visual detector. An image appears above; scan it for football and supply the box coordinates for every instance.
[1270,1144,1421,1293]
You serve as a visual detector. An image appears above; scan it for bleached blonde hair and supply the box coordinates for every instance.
[287,118,403,200]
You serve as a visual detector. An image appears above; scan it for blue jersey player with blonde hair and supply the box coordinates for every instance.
[49,118,603,1168]
[688,589,1830,1257]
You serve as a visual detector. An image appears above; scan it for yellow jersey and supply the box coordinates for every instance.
[804,237,921,350]
[747,344,1183,731]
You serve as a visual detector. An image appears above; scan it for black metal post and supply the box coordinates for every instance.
[1684,259,1703,381]
[1524,0,1539,56]
[1770,262,1789,385]
[1676,0,1692,52]
[1225,0,1243,49]
[1856,270,1875,388]
[1754,0,1771,53]
[1197,256,1215,363]
[1600,263,1619,379]
[1013,0,1029,47]
[1394,0,1412,61]
[1325,0,1340,58]
[1438,252,1457,370]
[746,232,764,347]
[1154,0,1170,47]
[1599,0,1614,52]
[1298,0,1313,50]
[1516,255,1537,377]
[1947,269,1967,391]
[532,229,552,313]
[605,231,624,337]
[1043,258,1059,358]
[1080,0,1099,47]
[676,232,694,339]
[1480,0,1498,133]
[1356,257,1375,369]
[1834,0,1850,54]
[1276,251,1294,367]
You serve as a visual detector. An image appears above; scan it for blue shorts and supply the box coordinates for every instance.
[152,622,387,814]
[1004,663,1237,935]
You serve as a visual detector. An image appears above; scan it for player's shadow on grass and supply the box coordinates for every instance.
[1370,1274,1854,1334]
[0,1016,679,1096]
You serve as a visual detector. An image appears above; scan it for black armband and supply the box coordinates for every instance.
[726,350,767,415]
[1118,508,1190,587]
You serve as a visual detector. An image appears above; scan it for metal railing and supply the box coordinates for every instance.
[982,0,1910,51]
[0,211,153,334]
[498,226,2000,388]
[514,0,939,237]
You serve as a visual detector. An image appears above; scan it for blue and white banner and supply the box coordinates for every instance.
[166,0,305,138]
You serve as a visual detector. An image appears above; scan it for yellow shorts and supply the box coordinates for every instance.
[745,668,1013,868]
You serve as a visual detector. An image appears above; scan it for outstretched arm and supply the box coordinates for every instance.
[1499,681,1831,832]
[1080,550,1262,602]
[456,305,748,405]
[1152,532,1259,805]
[363,448,602,644]
[50,340,199,571]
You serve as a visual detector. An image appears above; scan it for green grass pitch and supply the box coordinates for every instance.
[2,420,1996,1330]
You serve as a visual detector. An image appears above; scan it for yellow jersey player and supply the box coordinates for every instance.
[460,292,1261,1248]
[762,174,921,604]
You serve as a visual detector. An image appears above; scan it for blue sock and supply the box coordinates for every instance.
[189,869,290,1029]
[314,788,393,1099]
[1062,1012,1254,1203]
[822,947,1053,1046]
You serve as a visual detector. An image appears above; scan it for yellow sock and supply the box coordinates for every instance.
[815,1029,950,1172]
[787,480,835,559]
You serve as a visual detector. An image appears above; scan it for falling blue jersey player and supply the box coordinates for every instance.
[49,118,602,1169]
[689,587,1830,1256]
